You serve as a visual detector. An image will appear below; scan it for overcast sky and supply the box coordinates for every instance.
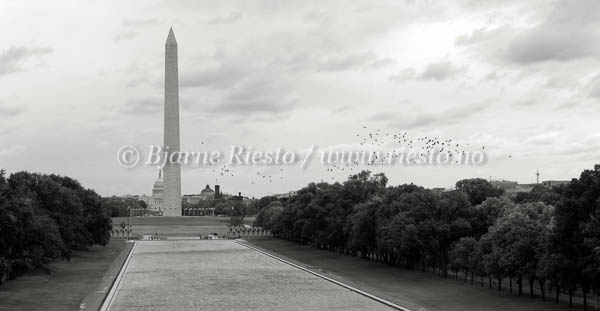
[1,0,600,198]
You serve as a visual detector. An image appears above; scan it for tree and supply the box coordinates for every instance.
[553,165,600,309]
[346,198,379,258]
[251,166,599,309]
[378,212,422,268]
[137,200,148,210]
[456,178,504,206]
[486,203,553,296]
[103,197,142,217]
[514,184,562,205]
[450,237,478,283]
[254,196,279,211]
[0,169,113,285]
[81,189,111,246]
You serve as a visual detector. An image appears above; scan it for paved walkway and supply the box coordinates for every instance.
[107,240,396,311]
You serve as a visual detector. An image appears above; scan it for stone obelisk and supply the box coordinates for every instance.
[162,28,181,216]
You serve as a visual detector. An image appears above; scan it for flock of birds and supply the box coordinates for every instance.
[209,165,286,185]
[320,126,513,181]
[197,126,511,185]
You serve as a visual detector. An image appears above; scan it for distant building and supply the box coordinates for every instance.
[181,187,254,216]
[230,192,254,205]
[134,180,258,216]
[215,185,222,199]
[491,177,571,196]
[123,171,164,215]
[490,180,518,190]
[273,191,297,199]
[512,183,536,194]
[182,184,219,204]
[491,179,535,195]
[541,180,570,187]
[149,170,164,213]
[183,205,215,216]
[432,187,447,194]
[200,184,215,198]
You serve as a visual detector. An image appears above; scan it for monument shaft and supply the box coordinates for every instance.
[163,28,181,216]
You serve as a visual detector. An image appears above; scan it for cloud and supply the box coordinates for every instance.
[140,127,161,136]
[95,141,110,148]
[206,12,242,24]
[0,125,15,136]
[586,73,600,98]
[455,26,514,46]
[114,31,137,41]
[302,11,332,25]
[389,61,465,83]
[122,18,160,27]
[568,134,600,155]
[453,25,516,66]
[180,63,250,88]
[554,101,579,110]
[0,46,53,75]
[369,111,394,121]
[365,57,397,70]
[0,102,26,117]
[482,71,499,82]
[512,99,539,107]
[524,132,559,145]
[389,68,416,83]
[456,0,523,10]
[454,1,600,67]
[121,62,158,88]
[317,51,377,71]
[418,61,465,80]
[505,1,600,64]
[507,29,597,64]
[404,101,491,128]
[0,145,26,157]
[120,98,162,114]
[213,75,298,118]
[333,105,353,113]
[370,101,491,129]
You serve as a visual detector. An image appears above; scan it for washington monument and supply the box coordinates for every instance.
[162,28,182,216]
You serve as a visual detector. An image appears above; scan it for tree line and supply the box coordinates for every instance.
[0,170,112,284]
[254,166,600,310]
[183,198,258,218]
[103,196,147,217]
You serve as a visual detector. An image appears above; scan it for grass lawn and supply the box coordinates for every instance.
[249,239,590,311]
[0,240,127,311]
[112,216,254,237]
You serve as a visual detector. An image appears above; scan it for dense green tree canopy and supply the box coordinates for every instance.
[0,170,112,284]
[455,178,504,206]
[255,167,600,309]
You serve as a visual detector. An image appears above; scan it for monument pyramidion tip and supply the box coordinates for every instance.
[166,27,177,44]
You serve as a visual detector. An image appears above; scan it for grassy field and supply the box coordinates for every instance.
[249,239,589,311]
[0,241,127,311]
[112,216,254,238]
